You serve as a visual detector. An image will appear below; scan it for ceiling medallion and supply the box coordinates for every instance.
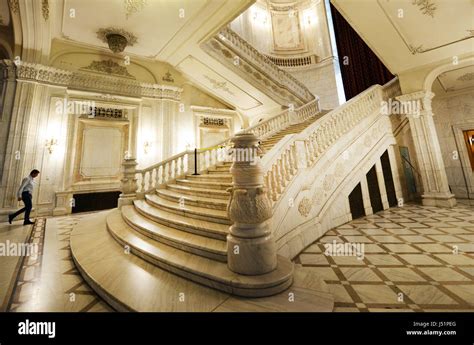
[96,27,138,54]
[124,0,147,19]
[411,0,437,18]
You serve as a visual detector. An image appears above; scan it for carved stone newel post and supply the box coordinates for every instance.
[227,133,277,275]
[118,157,138,209]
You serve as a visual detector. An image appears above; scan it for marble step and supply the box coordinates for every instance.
[157,189,228,210]
[122,206,227,262]
[186,174,232,183]
[208,169,231,174]
[134,199,228,240]
[208,166,231,173]
[145,194,231,225]
[175,178,232,191]
[106,210,294,297]
[71,211,334,311]
[167,184,230,200]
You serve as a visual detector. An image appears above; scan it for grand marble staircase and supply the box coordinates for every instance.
[104,115,324,297]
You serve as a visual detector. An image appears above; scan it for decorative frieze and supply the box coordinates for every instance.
[13,61,182,101]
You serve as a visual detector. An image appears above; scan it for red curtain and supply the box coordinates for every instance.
[330,4,394,100]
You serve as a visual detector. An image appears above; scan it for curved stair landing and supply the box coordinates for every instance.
[70,211,334,312]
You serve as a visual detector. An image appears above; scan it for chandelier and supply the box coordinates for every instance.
[96,27,138,54]
[106,33,128,53]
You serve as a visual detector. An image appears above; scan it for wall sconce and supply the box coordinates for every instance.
[469,135,474,146]
[143,141,151,154]
[45,139,58,154]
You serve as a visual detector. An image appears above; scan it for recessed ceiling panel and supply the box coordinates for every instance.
[61,0,208,57]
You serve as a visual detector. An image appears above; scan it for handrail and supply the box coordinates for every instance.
[216,27,314,104]
[262,78,401,203]
[134,98,321,194]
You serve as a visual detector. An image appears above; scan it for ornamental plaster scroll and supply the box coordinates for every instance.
[81,59,135,79]
[13,61,183,101]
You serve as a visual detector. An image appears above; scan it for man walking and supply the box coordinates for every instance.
[8,169,40,225]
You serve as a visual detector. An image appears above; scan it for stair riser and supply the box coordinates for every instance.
[167,185,230,200]
[146,197,232,225]
[157,191,227,211]
[108,225,293,297]
[207,170,231,175]
[135,205,227,241]
[186,175,232,183]
[208,166,231,172]
[176,180,232,191]
[122,215,227,262]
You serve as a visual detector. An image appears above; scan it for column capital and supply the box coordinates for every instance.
[396,90,435,115]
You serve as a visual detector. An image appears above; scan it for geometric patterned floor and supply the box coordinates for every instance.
[8,213,112,312]
[5,203,474,312]
[295,203,474,312]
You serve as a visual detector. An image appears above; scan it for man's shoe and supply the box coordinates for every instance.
[23,220,35,225]
[8,214,13,224]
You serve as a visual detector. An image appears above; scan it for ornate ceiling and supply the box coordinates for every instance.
[331,0,474,74]
[58,0,209,59]
[433,65,474,95]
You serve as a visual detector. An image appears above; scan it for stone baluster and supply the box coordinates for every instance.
[118,158,138,208]
[227,132,277,275]
[180,156,185,176]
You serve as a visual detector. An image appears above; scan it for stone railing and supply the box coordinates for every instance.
[134,144,232,195]
[242,99,320,140]
[213,27,314,104]
[264,54,319,68]
[12,60,182,101]
[122,98,321,201]
[262,79,399,203]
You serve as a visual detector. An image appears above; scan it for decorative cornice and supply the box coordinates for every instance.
[42,0,49,20]
[81,59,135,79]
[96,27,138,46]
[13,61,182,101]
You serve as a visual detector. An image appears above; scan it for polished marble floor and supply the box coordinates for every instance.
[3,212,112,312]
[295,203,474,312]
[1,202,473,312]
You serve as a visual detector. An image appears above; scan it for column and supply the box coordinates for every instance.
[360,178,373,216]
[226,132,277,275]
[396,91,456,207]
[387,144,404,205]
[375,160,390,210]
